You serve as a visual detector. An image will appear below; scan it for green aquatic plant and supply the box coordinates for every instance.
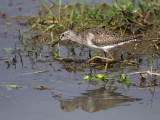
[70,0,76,22]
[125,75,131,87]
[96,74,106,79]
[82,73,115,83]
[82,75,90,80]
[119,73,131,88]
[5,85,22,89]
[23,18,41,39]
[58,0,62,21]
[1,48,13,51]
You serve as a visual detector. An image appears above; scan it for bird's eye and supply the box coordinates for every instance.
[60,33,65,40]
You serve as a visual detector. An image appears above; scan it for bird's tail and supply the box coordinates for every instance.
[122,35,143,43]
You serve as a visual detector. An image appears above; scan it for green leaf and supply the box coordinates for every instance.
[17,70,47,76]
[82,75,90,80]
[5,85,22,88]
[108,72,119,77]
[1,48,13,51]
[96,74,105,79]
[33,70,47,74]
[51,31,54,42]
[44,24,55,32]
[23,18,41,39]
[91,77,102,82]
[119,73,126,82]
[125,75,131,87]
[53,53,58,57]
[70,0,76,21]
[121,73,126,80]
[52,53,64,61]
[54,57,64,61]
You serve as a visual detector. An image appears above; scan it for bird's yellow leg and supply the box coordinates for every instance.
[104,51,114,72]
[86,56,106,63]
[86,51,114,63]
[106,51,114,61]
[104,61,108,72]
[86,51,114,72]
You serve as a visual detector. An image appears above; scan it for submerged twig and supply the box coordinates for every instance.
[128,70,160,76]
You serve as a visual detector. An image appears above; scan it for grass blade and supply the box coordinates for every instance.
[58,0,62,21]
[23,18,40,39]
[70,0,77,21]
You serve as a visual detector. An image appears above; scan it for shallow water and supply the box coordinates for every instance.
[0,0,160,120]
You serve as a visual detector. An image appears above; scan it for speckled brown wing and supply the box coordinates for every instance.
[90,29,142,47]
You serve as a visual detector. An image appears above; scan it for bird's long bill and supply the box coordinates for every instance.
[51,40,60,47]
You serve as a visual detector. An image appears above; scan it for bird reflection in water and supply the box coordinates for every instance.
[52,87,141,112]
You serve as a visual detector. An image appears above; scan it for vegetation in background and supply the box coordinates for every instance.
[21,0,160,70]
[23,0,160,41]
[21,0,160,66]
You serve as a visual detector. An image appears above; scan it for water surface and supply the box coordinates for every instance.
[0,0,160,120]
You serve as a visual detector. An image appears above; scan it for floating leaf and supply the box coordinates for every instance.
[108,73,119,77]
[96,74,105,79]
[5,85,22,89]
[125,75,131,88]
[119,73,126,82]
[91,77,102,82]
[1,48,13,51]
[121,74,126,79]
[54,57,64,61]
[33,70,47,74]
[82,75,90,80]
[34,86,53,90]
[17,70,47,76]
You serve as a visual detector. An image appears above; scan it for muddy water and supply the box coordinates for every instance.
[0,0,160,120]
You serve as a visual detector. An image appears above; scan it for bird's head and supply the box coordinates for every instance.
[51,30,76,47]
[60,30,76,41]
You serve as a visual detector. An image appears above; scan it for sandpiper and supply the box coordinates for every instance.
[52,28,142,72]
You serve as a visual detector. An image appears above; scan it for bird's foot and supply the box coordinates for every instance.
[86,56,104,64]
[86,59,91,64]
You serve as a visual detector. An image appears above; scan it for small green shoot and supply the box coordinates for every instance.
[33,70,47,74]
[125,75,131,88]
[5,85,22,89]
[54,57,64,61]
[51,31,54,42]
[23,18,41,39]
[44,24,56,32]
[58,0,62,21]
[70,0,77,21]
[82,73,108,83]
[17,70,47,76]
[82,75,90,80]
[53,52,64,61]
[91,77,102,82]
[119,73,131,88]
[1,48,13,51]
[120,73,126,82]
[96,74,106,79]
